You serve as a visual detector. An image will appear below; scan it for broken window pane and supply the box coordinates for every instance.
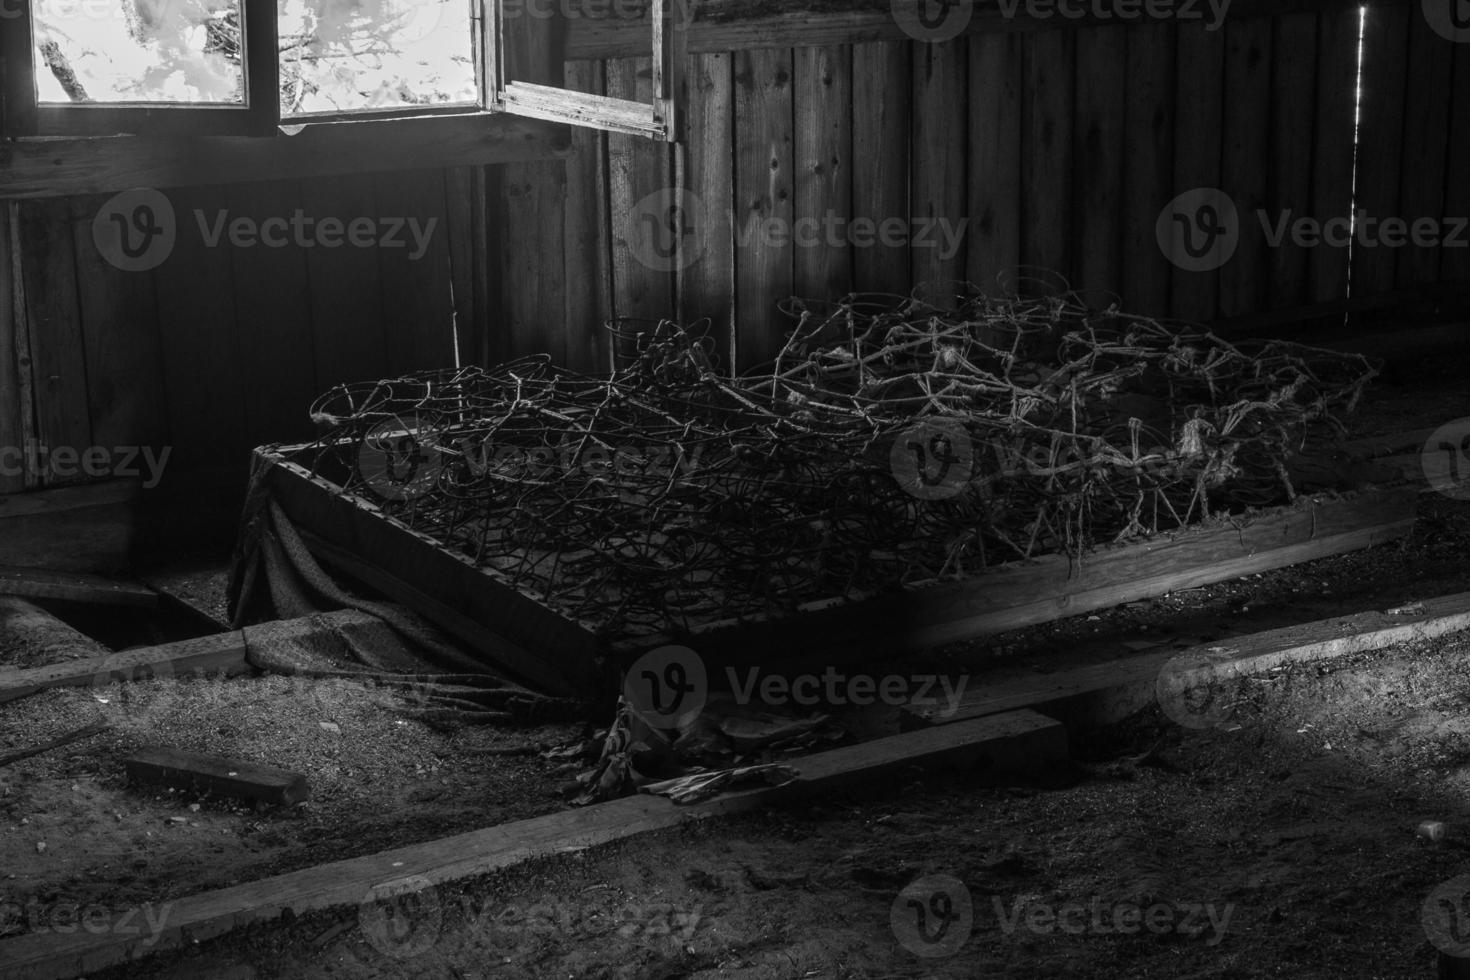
[278,0,478,117]
[32,0,247,104]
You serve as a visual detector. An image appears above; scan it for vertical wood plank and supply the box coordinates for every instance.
[1308,4,1361,304]
[373,170,458,373]
[1021,30,1075,285]
[490,159,568,365]
[608,56,678,333]
[16,200,92,485]
[794,46,854,303]
[733,47,794,372]
[1071,26,1126,302]
[151,185,246,472]
[299,173,389,389]
[563,61,615,376]
[1351,3,1409,299]
[1169,25,1225,321]
[444,166,488,367]
[1395,11,1454,289]
[1218,16,1272,320]
[678,52,736,374]
[1120,22,1175,317]
[1445,41,1470,287]
[967,33,1022,293]
[225,179,319,448]
[0,204,25,494]
[911,38,967,301]
[68,195,169,457]
[851,42,911,296]
[1267,12,1318,311]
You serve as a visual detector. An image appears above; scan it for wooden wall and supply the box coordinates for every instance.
[2,3,1468,500]
[491,4,1470,375]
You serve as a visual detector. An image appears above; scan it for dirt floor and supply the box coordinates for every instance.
[3,360,1470,978]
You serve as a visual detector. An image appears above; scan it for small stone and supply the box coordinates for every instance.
[35,841,46,853]
[319,722,341,734]
[169,816,188,825]
[189,804,201,812]
[1419,820,1448,842]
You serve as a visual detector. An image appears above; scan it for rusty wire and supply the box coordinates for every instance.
[287,282,1376,643]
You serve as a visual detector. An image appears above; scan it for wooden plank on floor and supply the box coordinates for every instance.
[967,32,1022,293]
[124,746,309,805]
[0,610,375,704]
[903,590,1470,728]
[733,47,795,372]
[0,565,156,608]
[851,41,911,296]
[0,708,1066,980]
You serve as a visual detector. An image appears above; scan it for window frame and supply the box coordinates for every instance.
[2,0,685,141]
[2,0,280,137]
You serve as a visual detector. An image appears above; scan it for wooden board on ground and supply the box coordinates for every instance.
[0,565,156,608]
[0,708,1067,980]
[0,610,378,704]
[901,590,1470,729]
[124,746,309,806]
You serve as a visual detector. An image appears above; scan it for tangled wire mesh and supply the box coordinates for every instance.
[285,282,1376,643]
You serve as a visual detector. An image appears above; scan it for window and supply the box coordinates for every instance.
[2,0,685,139]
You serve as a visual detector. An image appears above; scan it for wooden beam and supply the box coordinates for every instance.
[0,597,110,666]
[564,0,1399,61]
[0,566,156,608]
[0,115,570,200]
[902,590,1470,728]
[0,610,379,704]
[124,746,309,806]
[0,708,1065,980]
[653,489,1419,667]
